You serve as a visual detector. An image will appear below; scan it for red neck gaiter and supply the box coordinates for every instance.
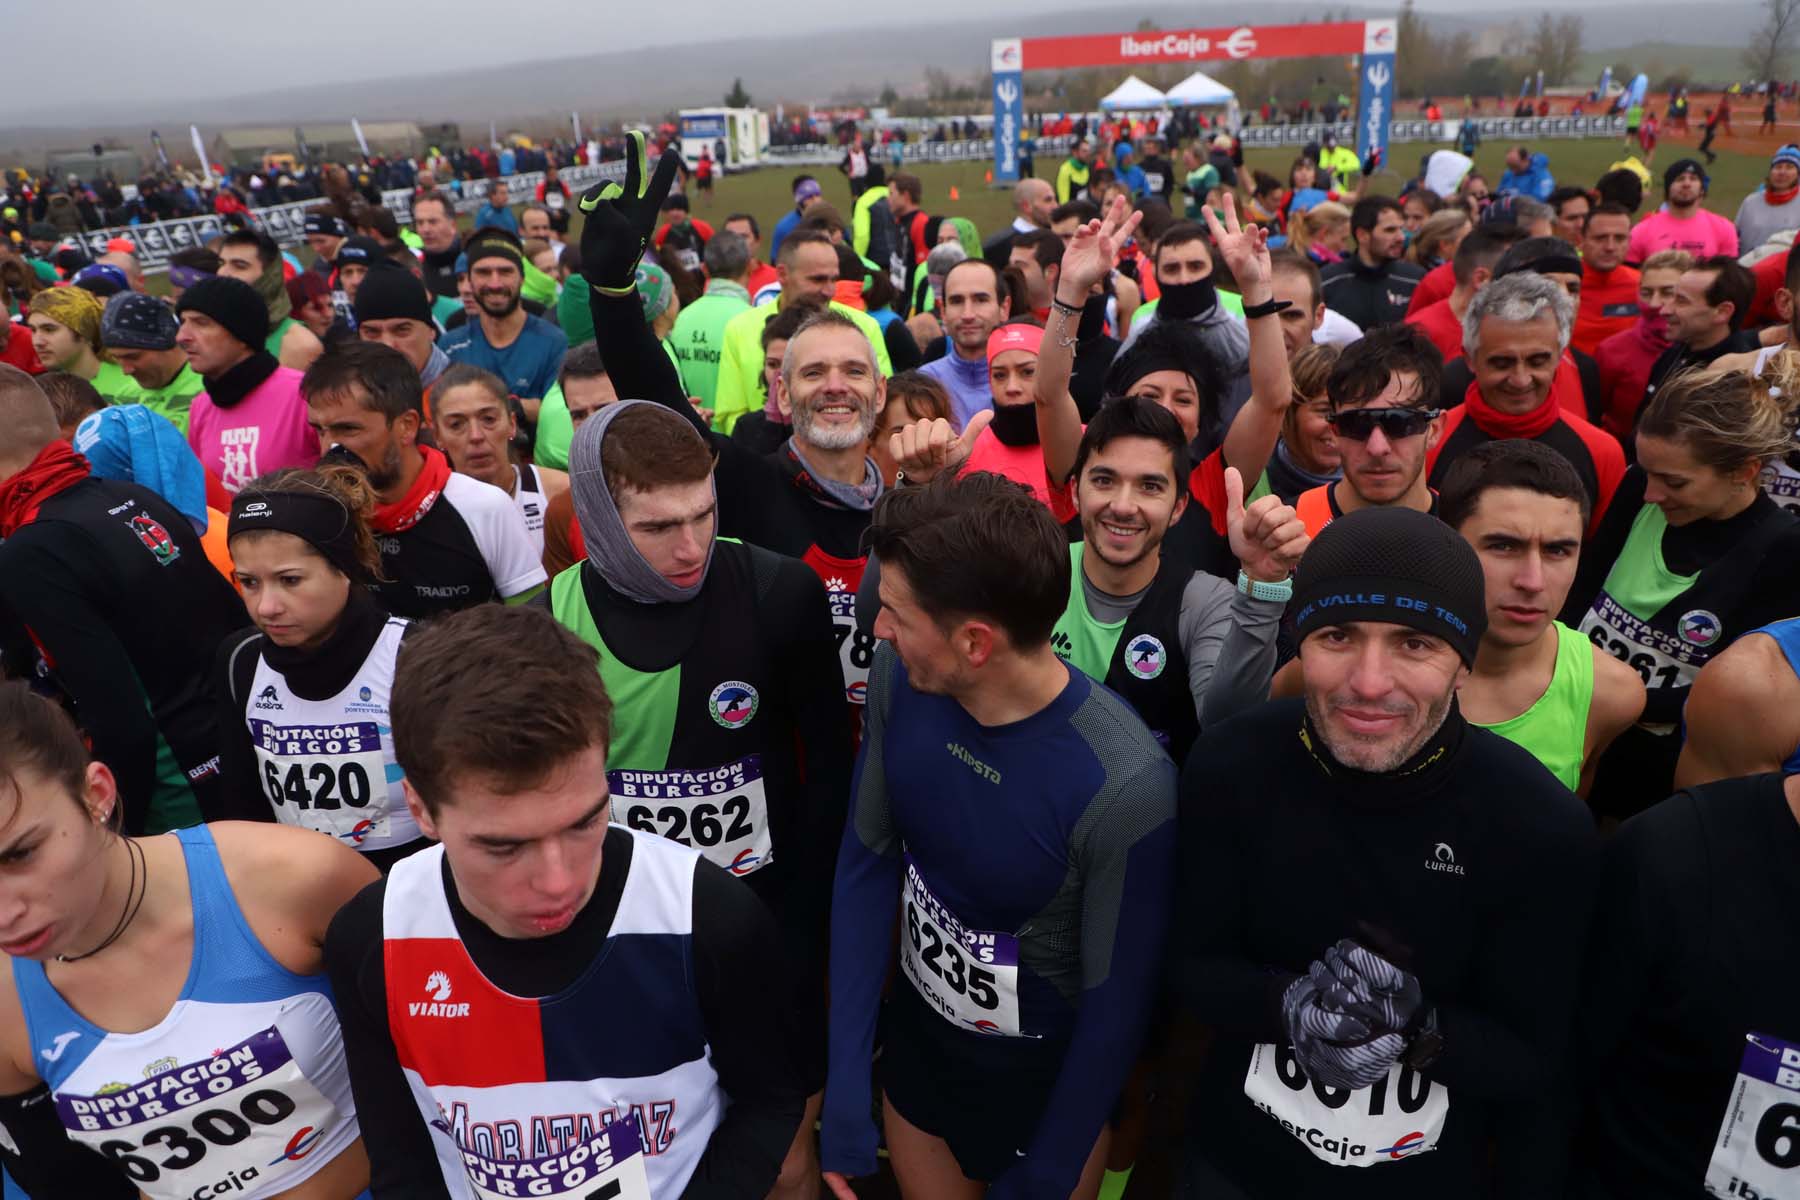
[372,445,451,534]
[0,440,90,537]
[1462,378,1561,439]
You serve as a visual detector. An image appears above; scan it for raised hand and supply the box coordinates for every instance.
[1057,194,1143,299]
[578,130,682,296]
[1224,466,1309,584]
[889,409,994,485]
[1201,191,1272,298]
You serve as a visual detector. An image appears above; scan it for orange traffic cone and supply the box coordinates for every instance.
[984,169,993,183]
[950,186,961,200]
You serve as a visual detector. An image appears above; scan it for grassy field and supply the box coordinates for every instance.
[667,134,1774,242]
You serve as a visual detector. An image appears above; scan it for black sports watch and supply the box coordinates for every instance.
[1402,1005,1444,1070]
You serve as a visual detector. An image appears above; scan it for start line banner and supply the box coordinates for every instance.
[75,160,631,276]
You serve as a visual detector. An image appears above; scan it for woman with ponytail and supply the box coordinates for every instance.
[213,464,428,870]
[1564,364,1800,817]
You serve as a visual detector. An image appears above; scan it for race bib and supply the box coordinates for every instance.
[899,855,1023,1037]
[1705,1031,1800,1198]
[458,1110,651,1200]
[251,718,391,843]
[830,590,874,707]
[1144,171,1165,193]
[1580,591,1713,733]
[611,756,773,877]
[1761,459,1800,516]
[57,1027,340,1200]
[545,191,566,212]
[1243,1042,1449,1169]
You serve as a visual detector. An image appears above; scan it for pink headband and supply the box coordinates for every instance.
[986,322,1044,365]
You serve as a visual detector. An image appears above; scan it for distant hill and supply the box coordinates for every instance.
[1,2,1766,150]
[1574,43,1753,86]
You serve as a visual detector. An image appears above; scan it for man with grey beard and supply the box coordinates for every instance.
[577,137,890,713]
[1172,505,1598,1199]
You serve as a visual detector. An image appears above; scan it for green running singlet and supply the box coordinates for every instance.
[1472,621,1593,791]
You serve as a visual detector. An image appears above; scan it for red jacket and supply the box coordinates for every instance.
[1406,297,1464,362]
[1573,263,1641,356]
[1405,261,1455,317]
[1593,318,1672,441]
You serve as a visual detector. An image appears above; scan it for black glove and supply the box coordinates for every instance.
[1321,938,1423,1039]
[578,130,682,297]
[1282,968,1406,1091]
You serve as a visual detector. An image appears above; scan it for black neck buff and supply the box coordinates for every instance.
[988,401,1041,447]
[204,351,280,408]
[1156,275,1218,320]
[261,587,388,700]
[1298,701,1468,805]
[229,489,370,584]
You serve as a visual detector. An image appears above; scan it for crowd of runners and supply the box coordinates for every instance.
[0,100,1796,1200]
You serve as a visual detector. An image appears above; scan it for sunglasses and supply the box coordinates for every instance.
[1327,407,1441,441]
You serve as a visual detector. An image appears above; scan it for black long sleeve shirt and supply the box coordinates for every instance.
[1174,700,1598,1198]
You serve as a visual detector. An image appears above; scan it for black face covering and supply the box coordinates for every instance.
[988,401,1041,447]
[1157,275,1218,320]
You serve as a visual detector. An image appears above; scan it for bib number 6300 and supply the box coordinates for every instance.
[97,1089,297,1183]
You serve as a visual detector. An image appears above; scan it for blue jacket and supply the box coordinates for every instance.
[473,202,519,236]
[1497,152,1555,203]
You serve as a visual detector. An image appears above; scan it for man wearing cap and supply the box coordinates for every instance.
[1176,505,1597,1199]
[770,175,824,262]
[438,227,567,426]
[303,211,348,280]
[176,276,318,493]
[653,193,712,275]
[1627,159,1739,263]
[1735,144,1800,253]
[1427,272,1626,536]
[355,266,451,389]
[25,285,132,397]
[331,234,385,326]
[103,291,205,434]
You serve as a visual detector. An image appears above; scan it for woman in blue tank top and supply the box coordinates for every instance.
[0,682,377,1199]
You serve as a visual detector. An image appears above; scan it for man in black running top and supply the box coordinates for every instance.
[1176,506,1597,1199]
[579,133,887,714]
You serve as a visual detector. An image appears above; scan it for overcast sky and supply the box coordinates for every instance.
[51,0,1675,113]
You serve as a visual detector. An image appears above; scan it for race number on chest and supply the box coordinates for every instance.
[899,854,1023,1037]
[610,755,773,877]
[1243,1042,1450,1169]
[1706,1031,1800,1198]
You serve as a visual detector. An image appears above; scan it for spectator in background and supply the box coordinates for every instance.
[1548,185,1593,246]
[1735,145,1800,254]
[654,193,713,274]
[103,291,205,434]
[771,175,824,260]
[25,285,131,397]
[669,230,752,410]
[1322,196,1425,330]
[1497,145,1556,202]
[1628,159,1739,262]
[1594,249,1690,440]
[412,190,463,300]
[724,212,780,297]
[1573,204,1641,355]
[1642,254,1760,408]
[474,178,519,236]
[175,276,317,494]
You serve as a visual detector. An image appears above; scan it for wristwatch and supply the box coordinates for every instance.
[1403,1006,1444,1071]
[1237,570,1293,603]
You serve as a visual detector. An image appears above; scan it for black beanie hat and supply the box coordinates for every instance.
[175,275,270,351]
[1290,506,1487,666]
[354,264,433,325]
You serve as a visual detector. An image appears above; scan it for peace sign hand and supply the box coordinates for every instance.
[1058,194,1143,297]
[889,409,994,485]
[1224,466,1309,585]
[578,130,682,297]
[1202,191,1272,297]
